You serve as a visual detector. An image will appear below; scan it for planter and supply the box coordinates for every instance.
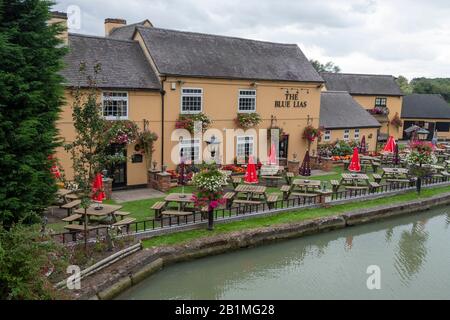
[287,160,300,174]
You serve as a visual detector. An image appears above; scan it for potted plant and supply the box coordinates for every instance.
[235,112,262,129]
[192,163,227,230]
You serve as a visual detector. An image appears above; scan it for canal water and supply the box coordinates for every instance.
[117,206,450,300]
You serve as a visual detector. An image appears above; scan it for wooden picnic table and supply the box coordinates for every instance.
[74,204,123,224]
[281,179,331,201]
[164,193,195,212]
[233,185,278,209]
[340,173,370,193]
[56,188,72,204]
[382,167,409,179]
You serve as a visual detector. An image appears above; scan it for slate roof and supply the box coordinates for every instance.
[320,91,381,129]
[61,34,161,90]
[108,20,151,40]
[401,94,450,119]
[321,72,403,96]
[135,26,323,82]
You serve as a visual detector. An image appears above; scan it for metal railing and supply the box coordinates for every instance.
[51,175,448,244]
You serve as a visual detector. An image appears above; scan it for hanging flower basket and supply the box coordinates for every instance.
[175,113,211,133]
[235,113,262,129]
[390,113,403,128]
[192,164,227,210]
[104,120,139,145]
[303,125,322,143]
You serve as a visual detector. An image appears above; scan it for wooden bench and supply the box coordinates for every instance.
[369,182,382,193]
[266,193,279,209]
[113,211,131,220]
[330,180,340,193]
[285,172,295,185]
[280,185,291,200]
[64,224,94,232]
[372,174,383,184]
[232,177,242,188]
[161,211,193,217]
[386,179,410,187]
[261,175,283,187]
[290,192,318,198]
[61,200,81,216]
[62,214,82,224]
[223,192,236,209]
[233,200,262,210]
[113,218,136,233]
[152,201,167,218]
[65,194,80,201]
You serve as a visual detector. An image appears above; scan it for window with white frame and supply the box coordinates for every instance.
[238,90,256,112]
[180,138,200,162]
[375,97,387,108]
[236,136,254,159]
[354,129,360,140]
[324,130,331,142]
[181,88,203,113]
[102,92,128,120]
[343,129,350,141]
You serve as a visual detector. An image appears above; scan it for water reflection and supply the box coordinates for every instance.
[118,207,450,300]
[394,221,429,285]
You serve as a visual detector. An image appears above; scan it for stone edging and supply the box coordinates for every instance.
[86,190,450,300]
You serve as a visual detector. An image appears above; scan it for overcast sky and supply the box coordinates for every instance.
[53,0,450,79]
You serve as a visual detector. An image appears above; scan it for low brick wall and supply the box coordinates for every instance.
[76,190,450,300]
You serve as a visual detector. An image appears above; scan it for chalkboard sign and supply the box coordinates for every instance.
[131,154,143,163]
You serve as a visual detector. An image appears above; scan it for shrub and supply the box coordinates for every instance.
[0,224,68,300]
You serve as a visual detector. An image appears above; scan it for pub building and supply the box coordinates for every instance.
[319,91,381,151]
[401,94,450,141]
[55,14,325,189]
[321,72,404,141]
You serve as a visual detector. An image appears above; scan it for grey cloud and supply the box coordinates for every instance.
[52,0,449,77]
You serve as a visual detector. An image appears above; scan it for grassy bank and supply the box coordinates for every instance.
[142,185,450,248]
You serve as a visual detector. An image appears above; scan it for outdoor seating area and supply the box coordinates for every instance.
[49,137,450,245]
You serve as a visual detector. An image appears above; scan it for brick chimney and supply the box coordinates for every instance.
[105,18,127,36]
[49,11,68,45]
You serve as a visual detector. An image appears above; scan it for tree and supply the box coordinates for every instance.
[411,78,450,102]
[396,75,413,94]
[65,64,110,249]
[310,59,341,73]
[0,0,66,227]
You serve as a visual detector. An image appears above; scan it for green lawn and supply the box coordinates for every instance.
[142,185,450,248]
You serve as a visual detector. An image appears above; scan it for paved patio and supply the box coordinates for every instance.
[112,188,166,203]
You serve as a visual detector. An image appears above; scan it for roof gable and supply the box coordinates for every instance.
[136,26,324,82]
[61,34,161,90]
[401,94,450,119]
[320,91,381,129]
[321,72,403,96]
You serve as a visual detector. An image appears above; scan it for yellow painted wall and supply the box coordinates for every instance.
[352,95,403,140]
[322,128,379,151]
[56,89,162,186]
[161,77,323,168]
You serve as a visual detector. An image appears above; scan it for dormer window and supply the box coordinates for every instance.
[375,97,387,108]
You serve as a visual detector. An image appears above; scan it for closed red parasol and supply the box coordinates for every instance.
[268,143,277,165]
[91,173,105,203]
[348,147,361,172]
[383,136,396,153]
[244,155,259,184]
